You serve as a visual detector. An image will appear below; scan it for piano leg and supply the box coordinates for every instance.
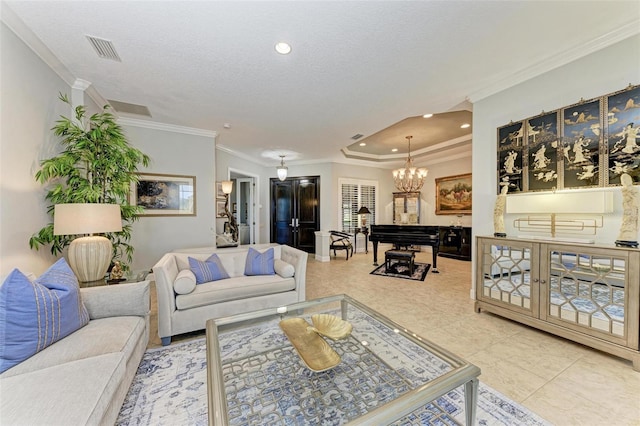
[372,241,379,266]
[432,243,439,273]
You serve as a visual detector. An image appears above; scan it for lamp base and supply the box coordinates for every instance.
[67,236,112,282]
[494,232,507,238]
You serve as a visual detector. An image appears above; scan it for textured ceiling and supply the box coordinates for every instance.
[4,1,639,168]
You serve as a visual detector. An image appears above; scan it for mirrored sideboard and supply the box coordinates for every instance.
[475,236,640,370]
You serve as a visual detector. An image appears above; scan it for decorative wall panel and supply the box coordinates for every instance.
[497,84,639,194]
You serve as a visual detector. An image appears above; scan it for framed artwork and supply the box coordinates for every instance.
[130,173,196,216]
[562,98,602,188]
[606,84,640,185]
[435,173,472,215]
[527,110,559,192]
[216,182,226,199]
[497,121,524,194]
[216,200,227,218]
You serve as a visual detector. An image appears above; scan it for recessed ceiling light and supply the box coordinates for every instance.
[359,142,366,146]
[423,114,433,118]
[392,148,398,152]
[461,123,471,129]
[275,42,291,55]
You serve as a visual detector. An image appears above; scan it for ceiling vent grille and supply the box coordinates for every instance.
[86,35,121,61]
[108,100,151,117]
[351,134,364,140]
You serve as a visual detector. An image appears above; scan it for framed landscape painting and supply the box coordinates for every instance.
[130,173,196,216]
[435,173,472,215]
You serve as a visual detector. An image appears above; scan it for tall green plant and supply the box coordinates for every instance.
[29,93,150,268]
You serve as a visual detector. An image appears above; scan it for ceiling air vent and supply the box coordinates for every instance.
[351,134,364,140]
[108,100,152,117]
[86,35,121,62]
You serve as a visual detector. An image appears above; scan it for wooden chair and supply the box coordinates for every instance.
[329,231,354,260]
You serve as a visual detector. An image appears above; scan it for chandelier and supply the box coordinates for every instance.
[276,155,288,181]
[392,136,428,192]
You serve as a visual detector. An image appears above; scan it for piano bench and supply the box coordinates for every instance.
[385,249,415,275]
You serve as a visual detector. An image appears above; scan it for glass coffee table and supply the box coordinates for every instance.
[206,294,480,425]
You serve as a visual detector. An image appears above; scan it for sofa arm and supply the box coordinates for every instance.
[81,281,150,320]
[281,245,308,301]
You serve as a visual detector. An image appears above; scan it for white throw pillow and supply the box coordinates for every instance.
[173,269,197,294]
[274,259,295,278]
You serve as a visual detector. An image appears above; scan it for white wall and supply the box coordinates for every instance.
[0,22,70,277]
[123,125,217,270]
[472,34,640,289]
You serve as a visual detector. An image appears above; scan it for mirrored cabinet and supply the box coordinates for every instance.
[475,236,640,370]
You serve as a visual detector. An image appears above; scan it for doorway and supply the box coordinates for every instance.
[270,176,320,253]
[230,170,258,245]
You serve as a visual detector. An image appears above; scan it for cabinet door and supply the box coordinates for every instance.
[477,238,539,317]
[540,245,637,347]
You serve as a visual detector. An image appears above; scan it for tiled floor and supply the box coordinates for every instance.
[148,246,640,425]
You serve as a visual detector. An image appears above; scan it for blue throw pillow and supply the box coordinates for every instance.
[244,247,275,276]
[0,258,90,373]
[188,254,229,284]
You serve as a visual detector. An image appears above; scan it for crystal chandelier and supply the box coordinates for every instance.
[392,136,428,192]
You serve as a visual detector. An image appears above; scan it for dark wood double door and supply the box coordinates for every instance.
[270,176,319,253]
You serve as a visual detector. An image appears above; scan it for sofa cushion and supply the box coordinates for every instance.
[244,247,275,276]
[274,259,295,278]
[0,258,90,374]
[176,275,295,310]
[1,315,146,378]
[173,269,197,294]
[0,352,126,425]
[189,255,229,283]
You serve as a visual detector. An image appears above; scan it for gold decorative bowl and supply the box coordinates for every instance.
[310,314,353,340]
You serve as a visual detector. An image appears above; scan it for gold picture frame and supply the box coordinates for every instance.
[130,172,196,216]
[435,173,472,215]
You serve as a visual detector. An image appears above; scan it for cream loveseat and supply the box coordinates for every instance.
[0,280,150,425]
[153,244,307,345]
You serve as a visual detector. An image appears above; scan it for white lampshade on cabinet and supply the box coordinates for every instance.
[54,203,122,282]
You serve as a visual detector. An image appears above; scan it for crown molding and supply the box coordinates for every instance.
[468,19,640,103]
[118,117,217,138]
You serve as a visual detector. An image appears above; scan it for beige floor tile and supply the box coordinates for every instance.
[467,350,548,403]
[524,381,623,425]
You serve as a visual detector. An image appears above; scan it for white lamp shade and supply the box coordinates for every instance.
[277,166,288,181]
[54,203,122,235]
[221,180,234,194]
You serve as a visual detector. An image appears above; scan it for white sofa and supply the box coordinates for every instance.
[153,244,307,345]
[0,281,150,425]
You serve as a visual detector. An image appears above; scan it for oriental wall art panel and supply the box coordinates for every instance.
[497,84,639,194]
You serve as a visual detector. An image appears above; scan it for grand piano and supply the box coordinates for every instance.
[369,224,440,273]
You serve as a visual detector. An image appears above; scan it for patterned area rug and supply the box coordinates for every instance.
[118,316,550,426]
[370,261,430,281]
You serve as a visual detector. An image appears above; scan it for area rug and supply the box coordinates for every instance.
[117,320,550,426]
[370,261,430,281]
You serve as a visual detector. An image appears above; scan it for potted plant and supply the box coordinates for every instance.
[29,93,150,269]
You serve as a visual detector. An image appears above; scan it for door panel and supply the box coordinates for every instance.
[271,177,320,253]
[273,181,293,246]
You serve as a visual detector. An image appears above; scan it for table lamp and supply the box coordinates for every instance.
[54,203,122,282]
[358,206,371,230]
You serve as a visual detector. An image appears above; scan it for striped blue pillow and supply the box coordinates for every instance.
[188,254,229,284]
[244,247,275,276]
[0,258,90,373]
